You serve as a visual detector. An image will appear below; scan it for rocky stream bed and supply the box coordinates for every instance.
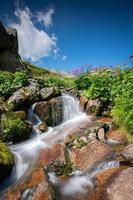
[0,94,133,200]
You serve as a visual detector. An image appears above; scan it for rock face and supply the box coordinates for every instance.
[35,97,63,126]
[40,87,61,101]
[106,168,133,200]
[0,21,24,72]
[0,141,14,183]
[70,140,114,172]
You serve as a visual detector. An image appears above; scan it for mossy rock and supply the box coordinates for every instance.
[0,141,14,183]
[0,112,32,143]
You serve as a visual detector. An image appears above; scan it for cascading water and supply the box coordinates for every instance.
[0,94,88,193]
[62,93,84,122]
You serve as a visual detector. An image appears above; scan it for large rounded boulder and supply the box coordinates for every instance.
[35,97,63,126]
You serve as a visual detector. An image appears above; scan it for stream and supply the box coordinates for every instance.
[0,94,127,198]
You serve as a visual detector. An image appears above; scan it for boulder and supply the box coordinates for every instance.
[79,96,88,111]
[121,144,133,163]
[40,87,61,101]
[86,99,102,116]
[0,141,14,183]
[37,143,66,167]
[106,168,133,200]
[107,129,126,144]
[70,140,114,172]
[7,82,40,110]
[35,97,63,126]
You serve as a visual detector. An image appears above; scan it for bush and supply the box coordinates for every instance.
[1,112,32,142]
[112,90,133,136]
[74,73,91,90]
[0,71,29,98]
[81,70,114,103]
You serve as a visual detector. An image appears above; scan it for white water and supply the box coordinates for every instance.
[0,94,89,192]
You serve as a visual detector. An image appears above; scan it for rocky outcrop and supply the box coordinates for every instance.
[7,81,40,110]
[106,168,133,200]
[0,21,25,72]
[0,141,14,183]
[35,97,63,126]
[40,87,61,101]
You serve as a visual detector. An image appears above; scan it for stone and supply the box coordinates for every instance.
[97,128,106,142]
[106,168,133,200]
[0,141,14,183]
[37,122,48,132]
[107,129,126,144]
[35,97,63,126]
[79,96,88,111]
[95,167,122,200]
[70,140,114,172]
[37,143,66,167]
[40,87,61,101]
[121,144,133,162]
[7,82,40,110]
[86,99,102,116]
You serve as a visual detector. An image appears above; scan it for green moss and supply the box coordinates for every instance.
[1,112,32,143]
[0,141,14,183]
[75,136,87,149]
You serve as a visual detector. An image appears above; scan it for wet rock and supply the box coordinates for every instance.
[95,167,122,200]
[79,96,88,111]
[7,82,40,110]
[86,99,102,116]
[106,168,133,200]
[40,87,61,101]
[121,144,133,163]
[70,140,114,172]
[37,122,48,132]
[37,143,66,167]
[0,141,14,183]
[35,97,63,126]
[107,129,126,144]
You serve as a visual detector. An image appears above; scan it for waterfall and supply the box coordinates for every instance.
[62,93,84,122]
[0,94,88,193]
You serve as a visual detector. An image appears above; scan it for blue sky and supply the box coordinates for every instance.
[0,0,133,72]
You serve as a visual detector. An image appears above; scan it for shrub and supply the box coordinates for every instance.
[0,71,29,98]
[112,90,133,136]
[1,113,31,142]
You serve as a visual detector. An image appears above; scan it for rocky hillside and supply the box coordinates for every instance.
[0,21,27,72]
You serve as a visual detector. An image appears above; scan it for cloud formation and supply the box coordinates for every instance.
[37,7,54,28]
[62,55,67,60]
[10,6,58,61]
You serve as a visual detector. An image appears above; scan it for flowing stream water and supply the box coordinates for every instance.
[0,94,122,196]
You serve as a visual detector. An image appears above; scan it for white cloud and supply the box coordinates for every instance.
[62,55,67,60]
[10,6,57,61]
[37,7,54,28]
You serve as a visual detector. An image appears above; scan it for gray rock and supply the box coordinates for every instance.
[7,82,40,110]
[40,87,61,101]
[35,97,63,126]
